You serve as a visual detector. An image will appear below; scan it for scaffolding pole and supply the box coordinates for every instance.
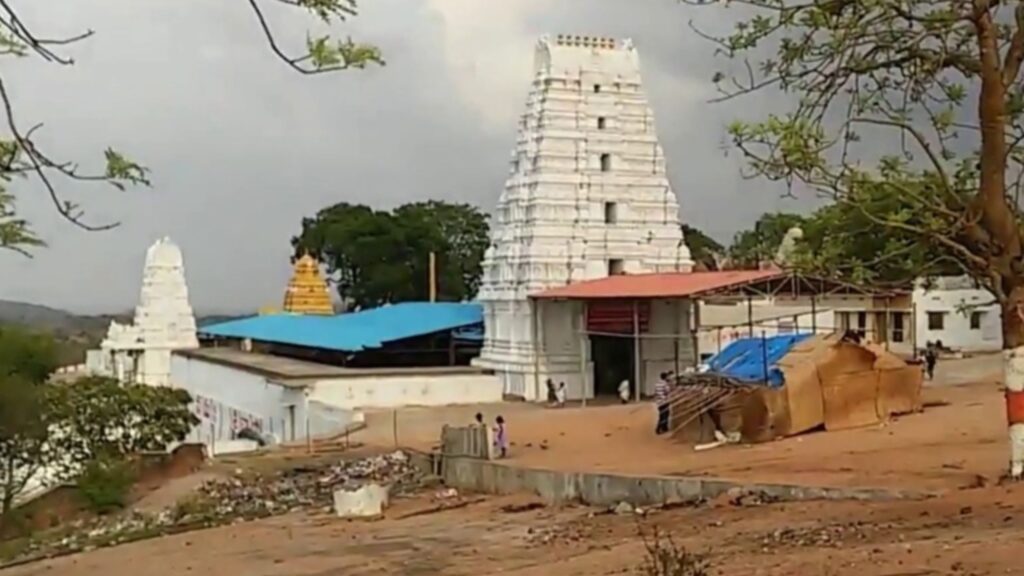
[580,304,588,408]
[531,300,541,402]
[633,300,641,403]
[690,299,701,369]
[747,296,754,337]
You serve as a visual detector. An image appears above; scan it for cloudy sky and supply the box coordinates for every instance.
[0,0,805,314]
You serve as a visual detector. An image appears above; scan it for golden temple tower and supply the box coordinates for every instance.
[282,254,335,315]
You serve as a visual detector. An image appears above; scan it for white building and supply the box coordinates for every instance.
[86,237,199,386]
[475,35,693,399]
[914,276,1002,353]
[170,347,504,452]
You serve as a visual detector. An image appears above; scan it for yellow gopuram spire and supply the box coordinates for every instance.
[282,253,335,315]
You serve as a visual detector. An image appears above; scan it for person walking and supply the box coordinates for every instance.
[924,342,938,381]
[654,372,671,435]
[493,415,508,459]
[545,378,557,405]
[555,382,567,408]
[618,378,631,404]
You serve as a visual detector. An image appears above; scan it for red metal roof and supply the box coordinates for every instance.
[531,270,783,300]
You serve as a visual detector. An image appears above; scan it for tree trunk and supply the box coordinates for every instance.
[1002,288,1024,478]
[0,458,13,532]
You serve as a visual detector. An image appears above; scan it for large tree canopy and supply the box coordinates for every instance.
[688,0,1024,346]
[292,200,490,309]
[0,0,382,255]
[681,223,726,270]
[727,212,807,268]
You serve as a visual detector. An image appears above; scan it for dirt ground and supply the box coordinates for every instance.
[2,355,1011,575]
[8,482,1024,576]
[496,381,1005,492]
[355,374,1005,493]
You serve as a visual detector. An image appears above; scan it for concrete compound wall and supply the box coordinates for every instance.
[171,353,306,442]
[310,372,503,410]
[441,425,495,460]
[412,454,921,507]
[170,355,361,454]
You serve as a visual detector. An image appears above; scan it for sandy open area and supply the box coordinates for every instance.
[356,371,1005,493]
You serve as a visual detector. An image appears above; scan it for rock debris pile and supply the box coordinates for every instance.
[186,450,421,518]
[2,451,422,566]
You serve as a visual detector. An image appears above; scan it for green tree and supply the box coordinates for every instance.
[0,375,50,525]
[793,181,961,286]
[0,327,58,525]
[395,201,491,299]
[47,377,198,468]
[687,0,1024,476]
[0,326,57,383]
[0,1,382,255]
[681,224,725,271]
[727,212,807,269]
[0,368,196,523]
[293,201,490,309]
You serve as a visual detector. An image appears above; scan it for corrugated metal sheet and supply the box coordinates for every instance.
[199,302,482,352]
[586,300,650,334]
[532,270,781,300]
[706,333,813,387]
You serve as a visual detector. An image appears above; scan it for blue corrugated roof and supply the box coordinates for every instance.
[199,302,482,353]
[706,333,813,387]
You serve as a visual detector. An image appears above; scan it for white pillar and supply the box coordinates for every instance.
[1006,347,1024,478]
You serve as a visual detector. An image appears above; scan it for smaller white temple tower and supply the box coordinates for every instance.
[86,237,199,386]
[474,35,693,400]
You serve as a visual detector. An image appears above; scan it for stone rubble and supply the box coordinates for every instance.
[190,450,420,517]
[2,451,421,565]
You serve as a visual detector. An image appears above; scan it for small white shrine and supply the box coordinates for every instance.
[86,237,199,386]
[474,35,693,399]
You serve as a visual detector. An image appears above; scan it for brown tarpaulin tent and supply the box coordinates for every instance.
[739,334,923,443]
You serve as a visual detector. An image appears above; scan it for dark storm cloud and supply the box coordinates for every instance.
[0,0,804,314]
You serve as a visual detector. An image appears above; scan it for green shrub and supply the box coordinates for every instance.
[76,458,136,514]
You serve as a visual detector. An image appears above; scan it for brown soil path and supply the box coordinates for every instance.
[6,482,1024,576]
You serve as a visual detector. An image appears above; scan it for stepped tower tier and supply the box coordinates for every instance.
[88,237,199,386]
[283,254,335,315]
[131,237,199,349]
[474,35,693,400]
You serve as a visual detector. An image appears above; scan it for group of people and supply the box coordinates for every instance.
[474,412,508,459]
[545,379,568,407]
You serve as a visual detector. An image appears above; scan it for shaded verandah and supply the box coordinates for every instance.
[529,270,912,405]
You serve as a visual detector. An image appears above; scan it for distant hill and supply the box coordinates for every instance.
[0,300,247,365]
[0,300,115,336]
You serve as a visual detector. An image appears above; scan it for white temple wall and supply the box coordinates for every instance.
[640,300,696,395]
[170,353,325,448]
[309,372,503,410]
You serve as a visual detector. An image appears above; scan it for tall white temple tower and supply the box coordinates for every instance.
[474,35,693,399]
[86,237,199,386]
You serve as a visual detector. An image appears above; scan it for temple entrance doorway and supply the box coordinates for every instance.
[591,335,634,397]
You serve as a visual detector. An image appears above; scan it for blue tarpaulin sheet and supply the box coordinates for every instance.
[706,333,813,387]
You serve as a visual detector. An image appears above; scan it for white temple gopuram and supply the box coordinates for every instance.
[86,237,199,386]
[474,35,693,400]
